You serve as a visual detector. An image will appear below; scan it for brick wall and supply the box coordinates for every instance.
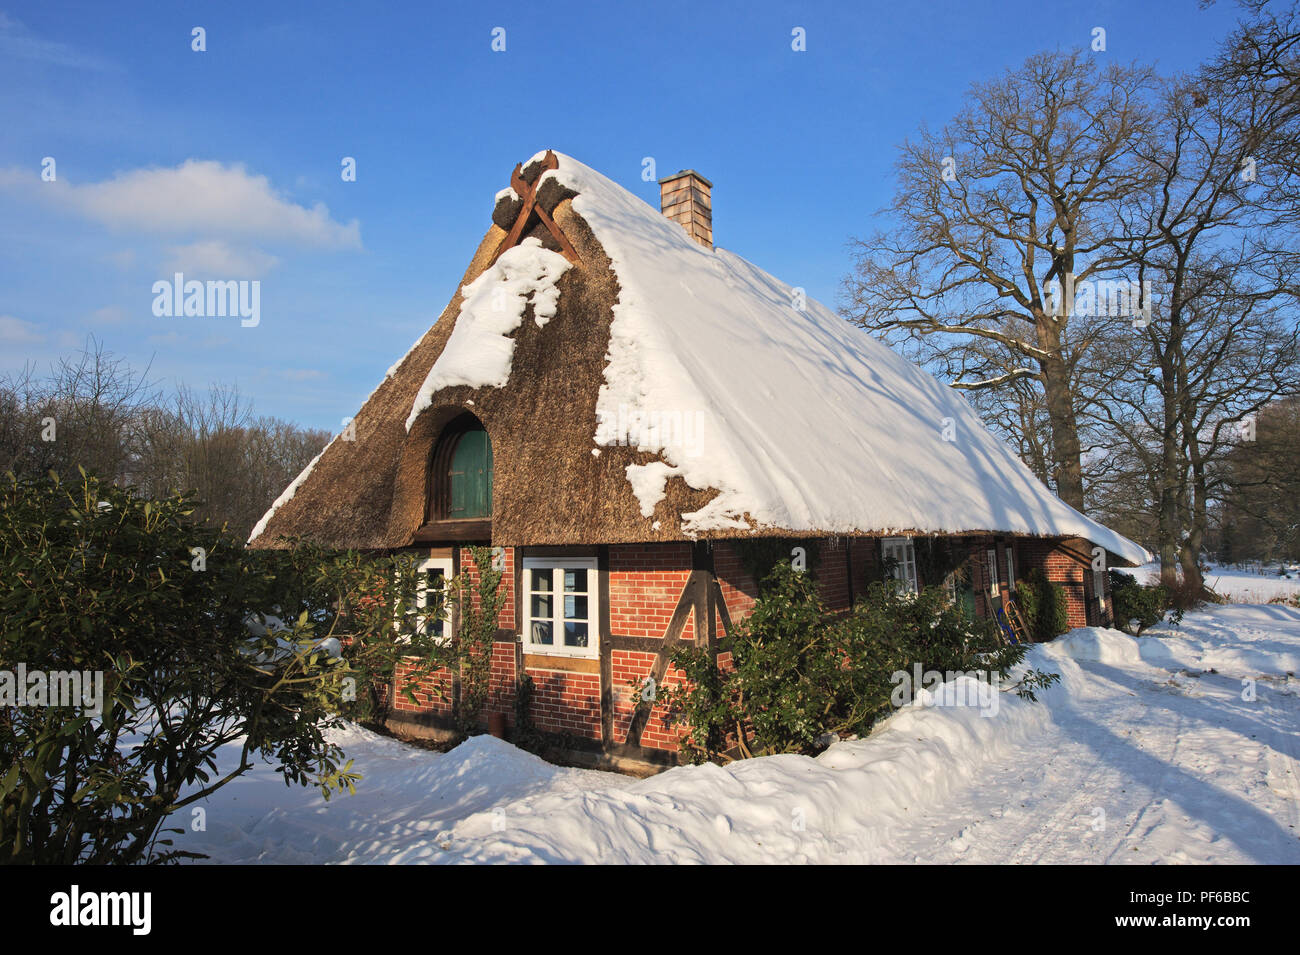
[609,640,689,752]
[849,537,879,596]
[390,545,516,727]
[603,544,694,749]
[391,660,455,716]
[714,541,758,625]
[458,545,515,629]
[385,534,1113,761]
[816,539,852,610]
[608,542,693,637]
[715,539,856,628]
[523,666,602,740]
[487,639,516,717]
[1019,539,1091,631]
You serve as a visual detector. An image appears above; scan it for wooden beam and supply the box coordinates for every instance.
[712,579,734,641]
[412,519,491,543]
[597,546,615,746]
[532,202,581,265]
[487,150,580,267]
[624,570,704,749]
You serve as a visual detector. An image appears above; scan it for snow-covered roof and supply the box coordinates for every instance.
[249,149,1148,565]
[538,152,1148,564]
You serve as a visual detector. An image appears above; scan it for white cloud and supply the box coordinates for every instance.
[164,240,280,277]
[0,159,361,249]
[0,315,45,345]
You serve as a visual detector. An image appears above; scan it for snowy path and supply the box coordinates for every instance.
[889,655,1299,863]
[177,605,1300,864]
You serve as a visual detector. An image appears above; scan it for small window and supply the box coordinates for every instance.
[881,537,918,595]
[986,548,999,597]
[1005,546,1016,589]
[414,557,454,643]
[523,557,598,658]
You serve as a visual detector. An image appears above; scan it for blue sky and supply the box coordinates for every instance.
[0,0,1245,431]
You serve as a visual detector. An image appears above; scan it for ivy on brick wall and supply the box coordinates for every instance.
[451,545,506,734]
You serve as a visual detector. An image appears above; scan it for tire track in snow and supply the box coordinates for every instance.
[1006,691,1157,864]
[1263,682,1300,838]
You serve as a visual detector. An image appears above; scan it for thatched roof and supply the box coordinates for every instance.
[249,151,1148,565]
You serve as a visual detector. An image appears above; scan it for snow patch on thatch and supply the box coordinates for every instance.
[405,237,571,431]
[625,461,679,517]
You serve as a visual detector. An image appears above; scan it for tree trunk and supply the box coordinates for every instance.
[1036,322,1086,511]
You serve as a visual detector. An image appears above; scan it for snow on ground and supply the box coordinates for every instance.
[1121,561,1300,604]
[176,605,1300,864]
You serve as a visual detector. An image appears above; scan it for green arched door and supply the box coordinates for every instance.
[448,428,493,519]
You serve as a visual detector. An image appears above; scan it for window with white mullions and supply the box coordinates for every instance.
[881,537,918,594]
[523,557,598,658]
[415,557,454,642]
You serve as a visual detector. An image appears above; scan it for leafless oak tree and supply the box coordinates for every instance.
[842,51,1159,510]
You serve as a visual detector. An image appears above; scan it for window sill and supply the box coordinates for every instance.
[412,519,491,543]
[523,652,600,673]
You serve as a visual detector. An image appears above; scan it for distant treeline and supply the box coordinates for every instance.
[1214,397,1300,564]
[0,339,330,541]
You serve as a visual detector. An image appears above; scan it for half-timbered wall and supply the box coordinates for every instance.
[386,534,1111,767]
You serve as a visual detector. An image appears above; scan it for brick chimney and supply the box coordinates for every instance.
[658,169,713,248]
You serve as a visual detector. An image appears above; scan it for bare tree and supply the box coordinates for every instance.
[2,342,330,541]
[0,337,157,482]
[134,383,330,539]
[1081,3,1300,593]
[1217,396,1300,562]
[842,50,1159,509]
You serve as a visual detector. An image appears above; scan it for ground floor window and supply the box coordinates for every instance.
[1005,545,1016,589]
[986,548,999,597]
[1093,563,1107,615]
[415,556,454,642]
[881,537,918,594]
[523,557,599,658]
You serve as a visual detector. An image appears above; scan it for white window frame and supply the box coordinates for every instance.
[986,548,999,597]
[1004,546,1016,590]
[412,556,454,645]
[881,537,918,595]
[522,557,599,659]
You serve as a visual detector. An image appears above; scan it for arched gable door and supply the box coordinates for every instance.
[429,413,493,522]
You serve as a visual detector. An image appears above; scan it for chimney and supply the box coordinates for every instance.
[658,169,713,249]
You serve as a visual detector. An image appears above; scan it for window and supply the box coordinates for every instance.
[986,548,999,597]
[415,556,454,642]
[523,557,599,658]
[1004,546,1016,589]
[881,537,918,595]
[428,413,493,522]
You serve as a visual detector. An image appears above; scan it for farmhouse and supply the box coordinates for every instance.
[249,150,1148,770]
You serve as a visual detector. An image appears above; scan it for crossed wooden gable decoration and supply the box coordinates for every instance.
[489,150,582,268]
